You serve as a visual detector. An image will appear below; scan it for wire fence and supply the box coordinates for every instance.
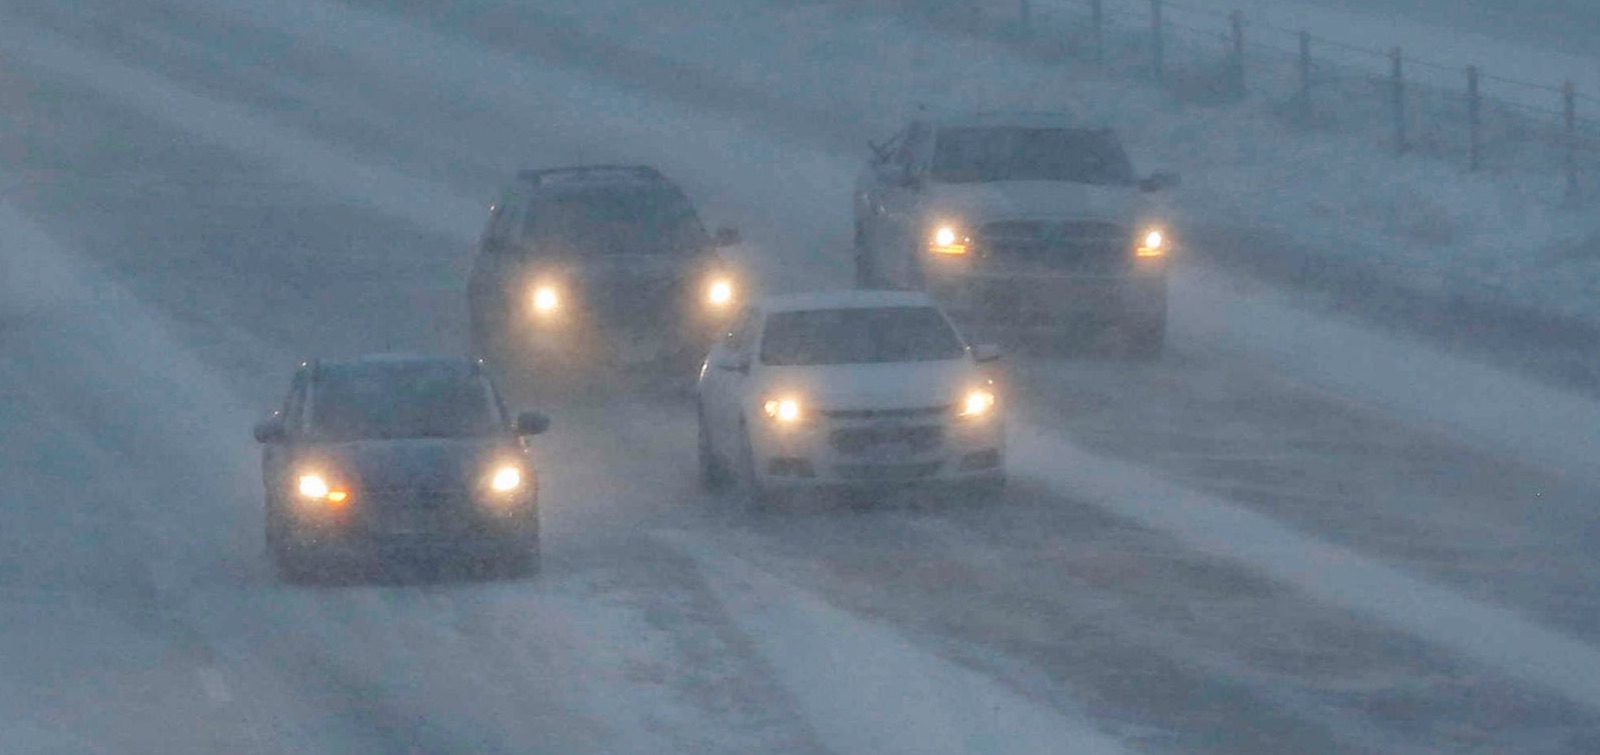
[907,0,1600,202]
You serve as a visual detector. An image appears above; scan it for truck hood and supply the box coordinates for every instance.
[755,359,983,412]
[921,180,1143,223]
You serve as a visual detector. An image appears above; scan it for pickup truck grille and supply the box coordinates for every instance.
[977,221,1131,275]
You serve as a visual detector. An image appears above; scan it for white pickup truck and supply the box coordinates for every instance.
[853,112,1178,356]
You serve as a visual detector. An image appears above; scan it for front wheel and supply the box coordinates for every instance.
[698,404,731,493]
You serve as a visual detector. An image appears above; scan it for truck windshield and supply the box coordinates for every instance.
[930,127,1136,185]
[760,306,967,366]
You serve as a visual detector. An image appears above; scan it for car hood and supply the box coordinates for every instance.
[755,359,982,412]
[312,437,516,491]
[921,180,1143,223]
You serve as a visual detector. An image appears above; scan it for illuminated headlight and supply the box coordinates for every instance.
[489,465,523,493]
[762,397,802,424]
[532,285,560,313]
[959,388,997,418]
[297,474,329,499]
[297,473,350,504]
[1137,228,1166,257]
[707,279,734,307]
[928,224,969,255]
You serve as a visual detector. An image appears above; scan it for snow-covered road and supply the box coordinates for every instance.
[3,1,1600,752]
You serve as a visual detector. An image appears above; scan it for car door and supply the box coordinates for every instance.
[262,370,307,503]
[468,187,529,328]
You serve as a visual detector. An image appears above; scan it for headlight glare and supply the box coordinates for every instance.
[1137,228,1166,257]
[762,398,802,423]
[298,474,330,499]
[960,388,997,418]
[490,465,523,492]
[532,285,560,313]
[707,279,734,306]
[929,224,969,255]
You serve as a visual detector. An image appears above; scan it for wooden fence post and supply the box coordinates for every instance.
[1391,47,1408,154]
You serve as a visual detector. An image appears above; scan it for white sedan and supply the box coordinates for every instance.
[696,290,1005,500]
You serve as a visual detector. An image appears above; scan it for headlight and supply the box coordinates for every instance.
[298,474,328,499]
[762,397,802,424]
[489,465,523,493]
[532,285,560,313]
[928,224,969,255]
[1136,228,1166,257]
[707,279,734,307]
[297,473,350,504]
[959,388,997,418]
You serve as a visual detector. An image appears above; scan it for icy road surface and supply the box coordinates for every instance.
[2,1,1599,753]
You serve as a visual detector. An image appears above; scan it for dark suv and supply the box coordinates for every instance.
[468,165,743,376]
[252,355,550,582]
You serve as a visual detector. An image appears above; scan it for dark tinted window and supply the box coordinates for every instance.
[759,306,966,366]
[522,187,706,255]
[308,362,501,441]
[930,127,1135,185]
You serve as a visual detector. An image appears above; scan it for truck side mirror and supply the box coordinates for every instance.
[254,417,287,444]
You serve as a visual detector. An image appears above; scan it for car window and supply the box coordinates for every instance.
[520,187,707,256]
[759,306,967,366]
[306,363,503,441]
[929,127,1135,185]
[724,306,759,355]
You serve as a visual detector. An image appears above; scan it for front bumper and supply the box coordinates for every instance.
[279,491,538,557]
[927,270,1167,335]
[749,411,1005,489]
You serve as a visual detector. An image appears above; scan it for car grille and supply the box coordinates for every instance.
[976,220,1131,275]
[830,425,944,456]
[820,405,951,421]
[834,461,943,481]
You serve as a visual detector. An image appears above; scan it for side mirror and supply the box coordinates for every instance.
[1140,170,1181,193]
[716,352,750,374]
[713,226,742,247]
[253,417,287,444]
[515,411,551,436]
[972,344,1003,363]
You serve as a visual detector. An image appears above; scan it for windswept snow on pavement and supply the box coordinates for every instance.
[664,531,1128,755]
[1013,424,1600,714]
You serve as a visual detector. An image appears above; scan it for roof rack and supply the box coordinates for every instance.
[516,164,665,185]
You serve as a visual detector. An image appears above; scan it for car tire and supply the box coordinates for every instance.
[1124,318,1166,360]
[698,404,731,493]
[736,420,771,509]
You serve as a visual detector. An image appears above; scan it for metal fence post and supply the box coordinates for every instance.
[1565,80,1579,201]
[1391,47,1408,154]
[1091,0,1104,66]
[1298,30,1312,119]
[1467,65,1481,171]
[1229,10,1246,97]
[1151,0,1165,85]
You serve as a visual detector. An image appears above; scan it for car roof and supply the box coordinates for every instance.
[919,110,1102,131]
[516,164,674,193]
[308,354,487,378]
[759,289,940,313]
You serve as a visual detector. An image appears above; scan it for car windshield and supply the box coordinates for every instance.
[759,306,967,366]
[929,126,1136,185]
[524,187,706,255]
[308,363,501,441]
